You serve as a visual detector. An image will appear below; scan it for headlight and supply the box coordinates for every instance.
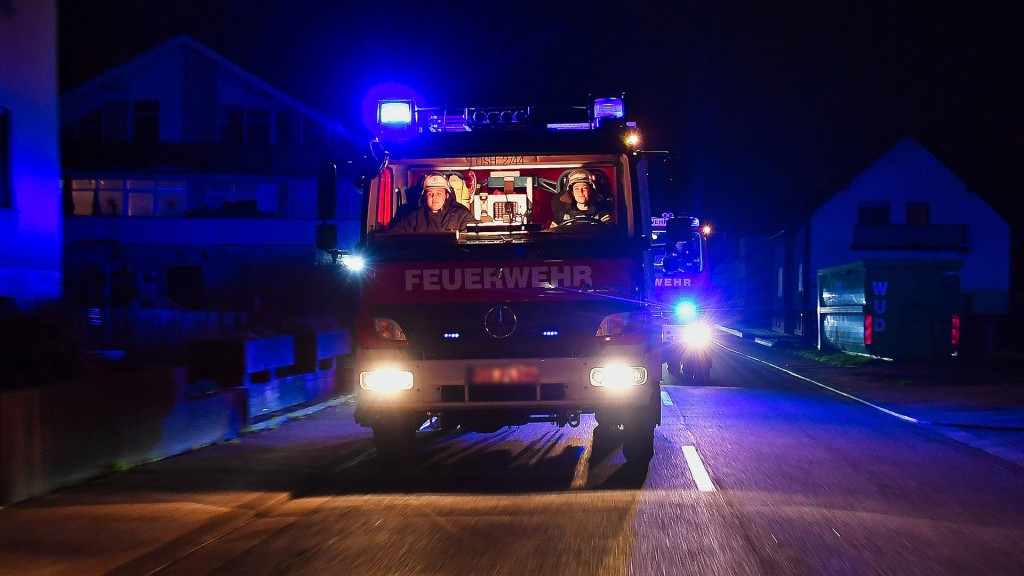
[590,364,648,388]
[681,322,713,348]
[359,369,414,392]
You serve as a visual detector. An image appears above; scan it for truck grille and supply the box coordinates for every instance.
[439,384,567,402]
[376,301,631,360]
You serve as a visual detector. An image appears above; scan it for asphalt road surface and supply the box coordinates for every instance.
[3,341,1024,575]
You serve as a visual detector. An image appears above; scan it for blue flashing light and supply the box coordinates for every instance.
[675,300,698,322]
[542,330,559,337]
[593,97,625,122]
[340,254,366,272]
[443,332,461,340]
[378,100,413,126]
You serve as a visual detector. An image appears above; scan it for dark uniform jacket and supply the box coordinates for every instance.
[388,194,476,233]
[551,193,612,227]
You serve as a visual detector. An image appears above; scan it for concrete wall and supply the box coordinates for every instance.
[0,367,246,505]
[1,330,350,505]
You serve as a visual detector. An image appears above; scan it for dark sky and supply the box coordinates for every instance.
[58,1,1024,237]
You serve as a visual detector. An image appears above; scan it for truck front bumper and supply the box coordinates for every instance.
[354,348,659,420]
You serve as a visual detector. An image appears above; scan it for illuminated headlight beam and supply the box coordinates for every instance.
[681,322,713,349]
[340,254,365,272]
[359,369,413,392]
[589,364,648,387]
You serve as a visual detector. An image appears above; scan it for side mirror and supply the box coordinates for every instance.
[353,140,389,190]
[316,222,338,252]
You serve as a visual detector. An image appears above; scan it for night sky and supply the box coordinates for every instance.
[58,1,1024,238]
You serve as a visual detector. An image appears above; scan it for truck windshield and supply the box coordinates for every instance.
[367,154,630,241]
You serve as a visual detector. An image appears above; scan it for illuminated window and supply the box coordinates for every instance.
[70,179,97,215]
[858,201,890,225]
[907,201,930,226]
[97,179,124,215]
[1,107,9,208]
[127,180,156,216]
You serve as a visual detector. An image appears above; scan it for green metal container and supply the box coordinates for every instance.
[817,259,961,360]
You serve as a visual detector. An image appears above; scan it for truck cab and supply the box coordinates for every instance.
[339,97,663,466]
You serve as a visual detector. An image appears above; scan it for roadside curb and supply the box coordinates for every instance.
[247,394,355,432]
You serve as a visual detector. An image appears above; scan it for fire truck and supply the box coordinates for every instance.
[326,97,665,465]
[650,213,714,382]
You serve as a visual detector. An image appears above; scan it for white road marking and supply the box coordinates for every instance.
[716,342,921,424]
[661,390,674,406]
[570,437,591,490]
[682,445,716,492]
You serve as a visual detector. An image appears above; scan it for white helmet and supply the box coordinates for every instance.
[565,169,595,191]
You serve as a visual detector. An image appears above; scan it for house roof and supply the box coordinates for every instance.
[61,34,355,143]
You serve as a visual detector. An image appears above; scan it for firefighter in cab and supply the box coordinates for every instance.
[389,171,477,233]
[550,169,612,228]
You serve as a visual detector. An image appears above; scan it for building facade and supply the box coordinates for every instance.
[752,137,1011,356]
[60,35,361,321]
[0,0,62,308]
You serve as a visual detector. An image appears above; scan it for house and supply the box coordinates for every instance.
[0,0,62,308]
[762,136,1010,356]
[60,35,362,327]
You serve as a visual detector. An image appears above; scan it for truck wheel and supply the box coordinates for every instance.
[591,422,623,461]
[622,421,655,465]
[372,422,416,467]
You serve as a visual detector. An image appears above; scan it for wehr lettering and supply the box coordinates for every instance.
[405,265,593,291]
[654,277,692,287]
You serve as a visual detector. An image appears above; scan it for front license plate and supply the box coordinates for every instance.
[470,364,539,385]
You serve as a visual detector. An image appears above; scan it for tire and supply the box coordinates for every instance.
[591,422,623,462]
[622,421,655,465]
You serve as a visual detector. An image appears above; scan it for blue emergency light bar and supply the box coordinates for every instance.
[376,96,629,133]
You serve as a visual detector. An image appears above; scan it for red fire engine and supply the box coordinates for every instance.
[650,213,715,382]
[326,97,666,466]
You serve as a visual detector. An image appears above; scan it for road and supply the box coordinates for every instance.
[3,340,1024,575]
